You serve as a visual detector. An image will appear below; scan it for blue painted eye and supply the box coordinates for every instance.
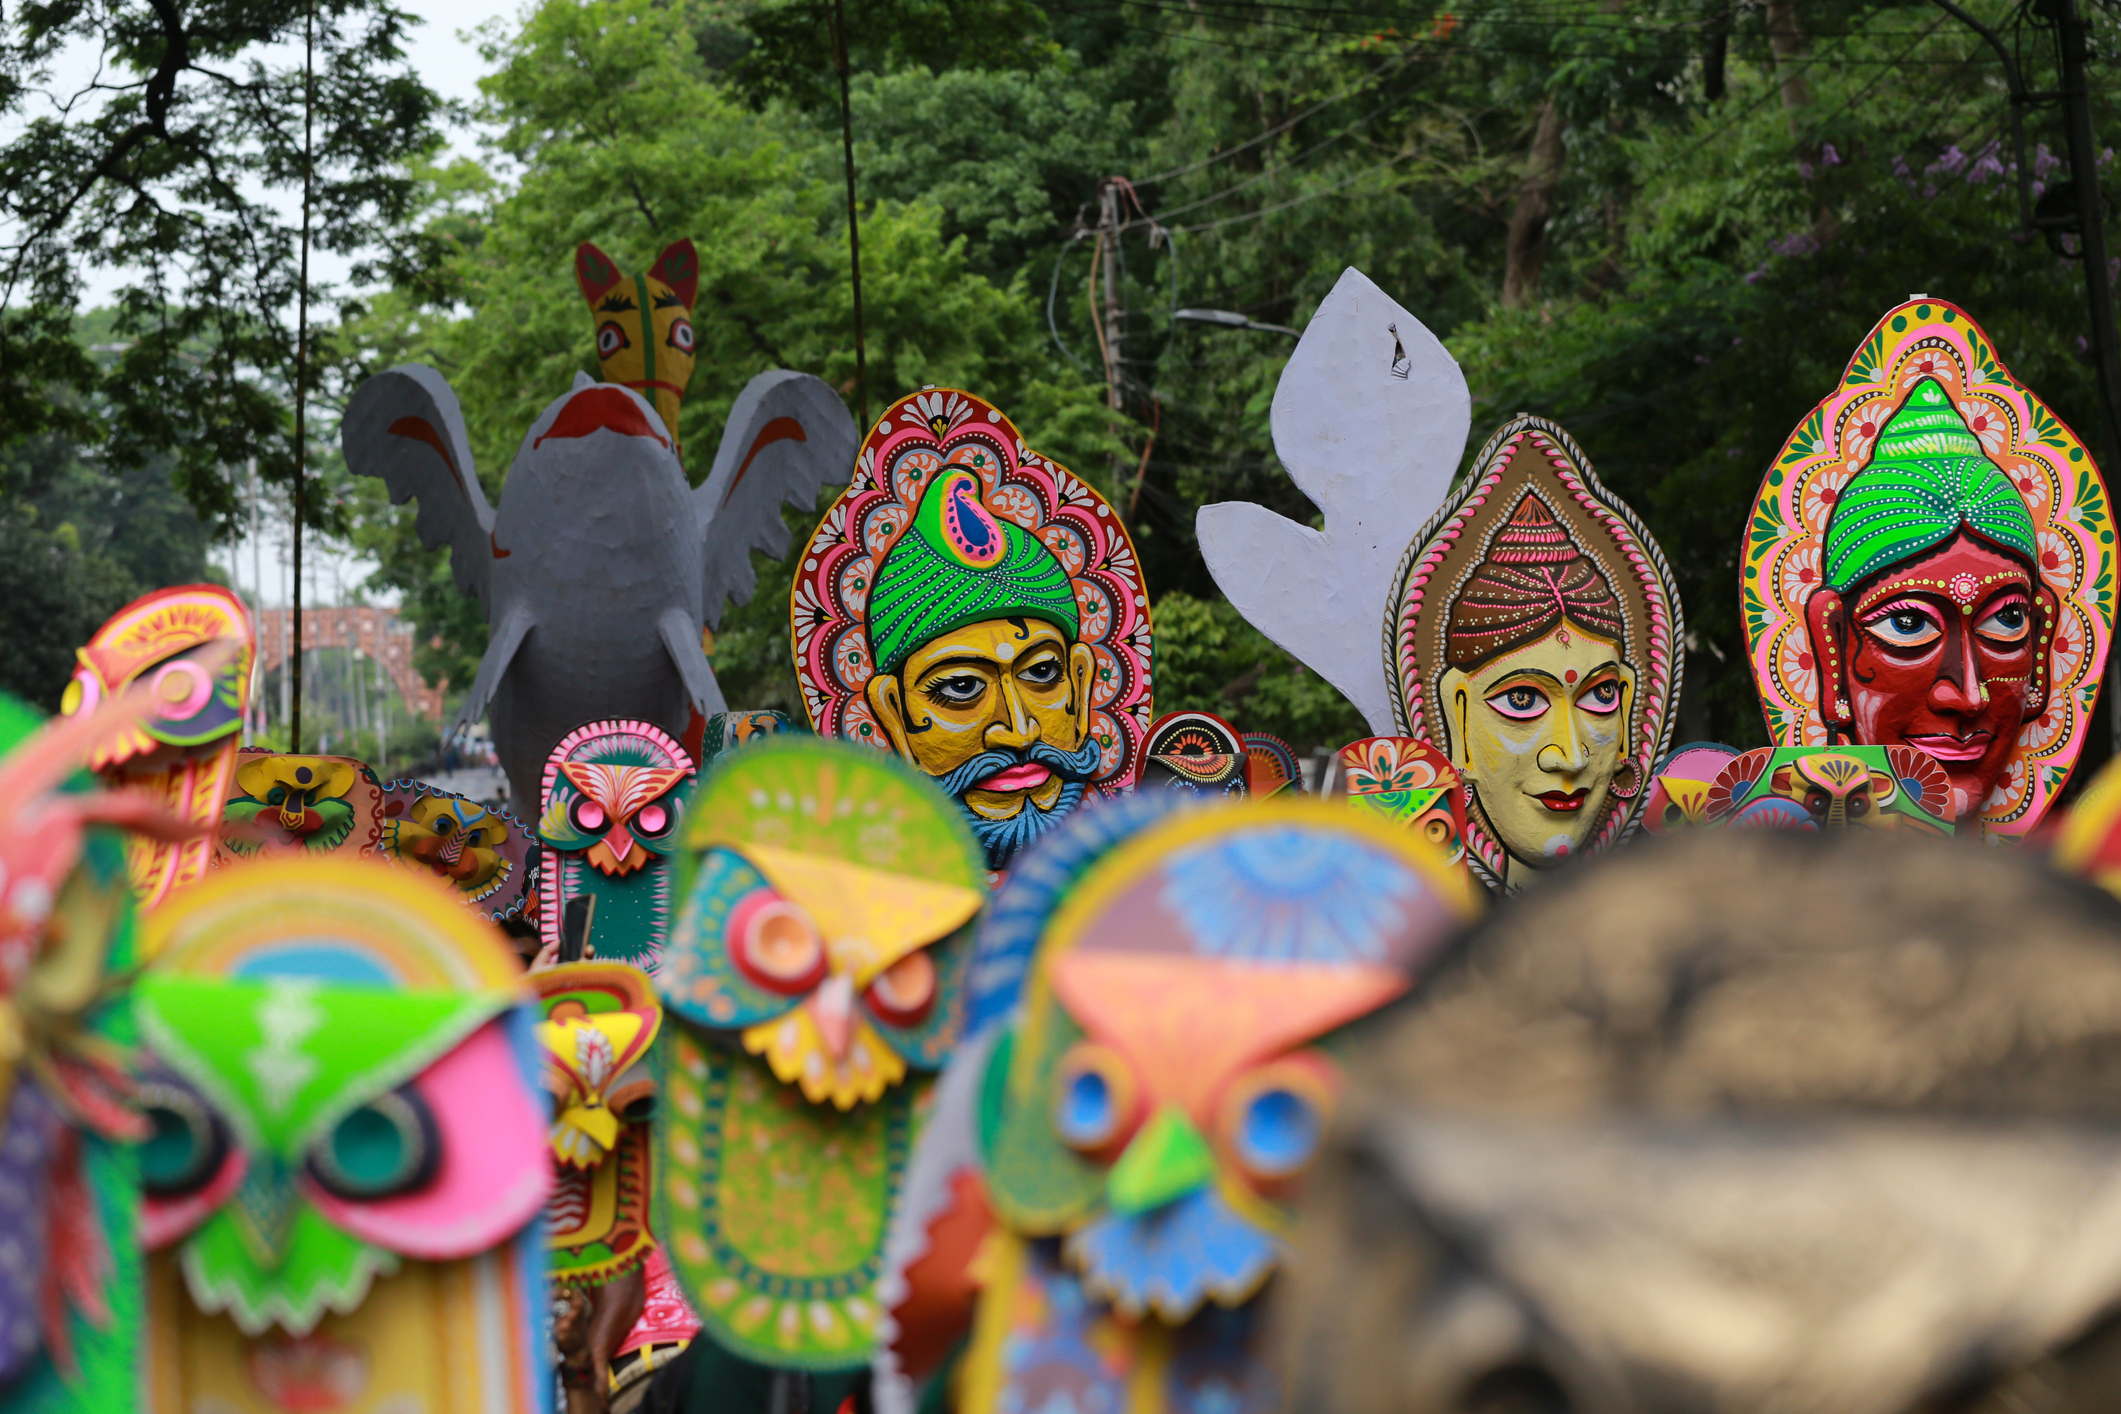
[138,1075,230,1198]
[1219,1056,1337,1185]
[1234,1087,1321,1178]
[1052,1042,1138,1154]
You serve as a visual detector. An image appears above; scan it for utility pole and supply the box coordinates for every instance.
[290,0,316,755]
[1097,179,1127,498]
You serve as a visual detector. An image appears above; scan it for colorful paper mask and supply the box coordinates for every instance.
[938,801,1478,1414]
[1699,744,1954,834]
[377,779,533,921]
[1640,742,1742,834]
[60,585,255,911]
[216,753,383,861]
[1242,733,1301,798]
[1190,272,1682,892]
[1331,736,1468,869]
[537,718,696,971]
[533,962,660,1288]
[133,857,548,1414]
[1390,418,1682,890]
[793,388,1155,870]
[1138,710,1249,797]
[700,709,799,760]
[577,238,699,463]
[344,358,857,811]
[1744,298,2115,834]
[0,688,204,1409]
[656,737,984,1374]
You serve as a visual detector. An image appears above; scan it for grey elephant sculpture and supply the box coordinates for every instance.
[344,365,856,809]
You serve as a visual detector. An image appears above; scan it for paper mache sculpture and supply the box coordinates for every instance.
[344,354,857,812]
[1278,829,2121,1414]
[1699,745,1954,833]
[877,799,1478,1414]
[653,737,984,1389]
[534,962,660,1293]
[793,388,1154,870]
[1138,710,1249,797]
[0,688,210,1410]
[60,584,255,911]
[1197,271,1681,891]
[699,709,799,761]
[577,239,698,464]
[216,752,384,862]
[1243,734,1301,797]
[133,856,549,1414]
[1744,298,2115,834]
[1331,737,1468,869]
[537,718,697,972]
[377,780,534,922]
[1641,741,1741,834]
[1389,418,1681,889]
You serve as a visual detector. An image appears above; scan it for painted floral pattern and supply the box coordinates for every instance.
[792,389,1154,792]
[1741,299,2115,837]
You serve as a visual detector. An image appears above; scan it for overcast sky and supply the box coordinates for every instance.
[210,0,526,608]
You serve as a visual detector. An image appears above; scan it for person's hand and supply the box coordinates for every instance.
[529,938,561,973]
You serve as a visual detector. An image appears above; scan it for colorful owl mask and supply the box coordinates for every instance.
[950,802,1478,1414]
[1699,744,1955,833]
[218,753,384,860]
[538,719,696,970]
[656,737,984,1373]
[61,584,255,911]
[378,780,532,921]
[133,858,550,1414]
[534,962,660,1288]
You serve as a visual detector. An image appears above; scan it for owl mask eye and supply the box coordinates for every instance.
[306,1086,441,1201]
[1052,1042,1142,1158]
[1216,1053,1338,1190]
[728,889,826,992]
[139,1074,236,1203]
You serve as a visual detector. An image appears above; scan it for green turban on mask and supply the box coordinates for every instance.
[1821,377,2037,591]
[867,467,1081,676]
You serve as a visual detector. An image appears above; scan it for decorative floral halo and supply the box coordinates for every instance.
[1742,298,2115,836]
[1386,416,1683,888]
[791,388,1154,792]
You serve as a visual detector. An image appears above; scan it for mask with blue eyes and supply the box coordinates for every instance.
[132,857,552,1413]
[877,800,1479,1414]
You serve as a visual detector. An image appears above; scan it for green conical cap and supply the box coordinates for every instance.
[1822,378,2037,590]
[866,467,1080,677]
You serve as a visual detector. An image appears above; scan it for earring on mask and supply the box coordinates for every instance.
[1608,758,1643,800]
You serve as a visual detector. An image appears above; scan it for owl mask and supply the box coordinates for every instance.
[61,584,255,911]
[533,962,660,1288]
[1332,737,1470,870]
[218,754,384,860]
[538,719,696,970]
[956,801,1478,1414]
[379,781,533,921]
[133,858,551,1414]
[655,737,984,1373]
